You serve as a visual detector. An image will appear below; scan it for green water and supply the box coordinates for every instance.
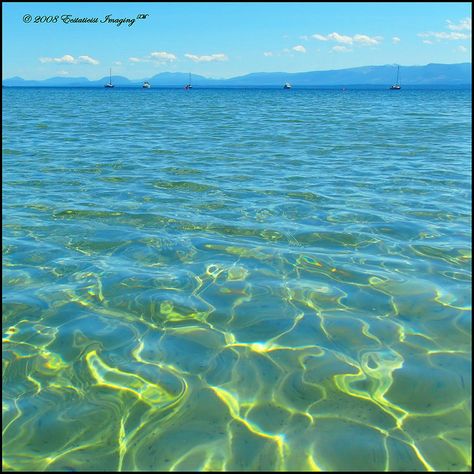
[2,88,472,471]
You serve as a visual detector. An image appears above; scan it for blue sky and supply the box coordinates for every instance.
[2,2,471,80]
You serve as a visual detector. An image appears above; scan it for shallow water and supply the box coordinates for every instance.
[3,87,472,471]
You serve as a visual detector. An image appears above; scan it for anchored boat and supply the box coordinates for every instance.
[184,73,192,90]
[390,65,401,90]
[104,68,114,88]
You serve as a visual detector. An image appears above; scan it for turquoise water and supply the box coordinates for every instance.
[3,87,472,471]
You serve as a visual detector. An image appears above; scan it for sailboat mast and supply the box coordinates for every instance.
[396,65,399,84]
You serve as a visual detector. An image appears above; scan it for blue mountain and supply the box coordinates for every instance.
[3,63,471,87]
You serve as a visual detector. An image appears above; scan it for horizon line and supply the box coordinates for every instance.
[3,61,471,83]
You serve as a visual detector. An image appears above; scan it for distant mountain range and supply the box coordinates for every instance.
[3,63,471,87]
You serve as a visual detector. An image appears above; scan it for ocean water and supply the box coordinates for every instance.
[2,87,471,471]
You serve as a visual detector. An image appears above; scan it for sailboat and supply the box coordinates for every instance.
[283,82,292,89]
[142,81,151,89]
[389,65,401,90]
[104,68,114,88]
[184,73,192,90]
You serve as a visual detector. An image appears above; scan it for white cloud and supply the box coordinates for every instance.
[150,51,177,61]
[419,18,471,42]
[422,40,434,45]
[57,70,69,76]
[39,54,99,65]
[353,34,380,45]
[114,61,122,66]
[185,53,228,62]
[292,45,306,53]
[299,35,309,41]
[392,36,401,44]
[311,32,381,46]
[263,51,273,57]
[312,34,328,41]
[327,32,353,44]
[128,52,177,64]
[39,54,75,64]
[418,31,471,40]
[129,57,146,63]
[457,45,468,52]
[331,45,352,53]
[447,17,471,31]
[78,55,99,65]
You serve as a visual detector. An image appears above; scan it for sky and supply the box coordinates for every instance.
[2,2,472,80]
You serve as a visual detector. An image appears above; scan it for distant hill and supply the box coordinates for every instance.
[148,72,212,85]
[3,63,471,87]
[2,75,133,87]
[230,63,471,86]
